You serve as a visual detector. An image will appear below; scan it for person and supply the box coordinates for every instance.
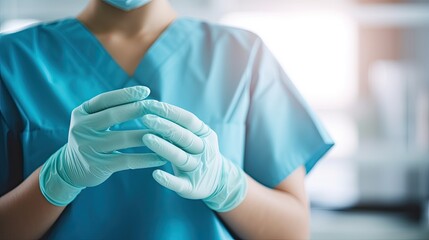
[0,0,334,239]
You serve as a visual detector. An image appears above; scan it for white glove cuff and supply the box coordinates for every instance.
[204,158,248,212]
[39,146,84,206]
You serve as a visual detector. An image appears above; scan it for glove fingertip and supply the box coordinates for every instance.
[152,170,168,186]
[142,133,158,145]
[138,86,151,99]
[128,86,150,100]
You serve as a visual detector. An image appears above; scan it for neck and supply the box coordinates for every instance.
[77,0,177,37]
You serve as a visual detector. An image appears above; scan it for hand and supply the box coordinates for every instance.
[141,100,248,212]
[39,86,166,206]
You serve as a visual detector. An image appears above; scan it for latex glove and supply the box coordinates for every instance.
[141,100,248,212]
[39,86,166,206]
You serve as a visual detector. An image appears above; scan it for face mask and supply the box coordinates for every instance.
[103,0,152,11]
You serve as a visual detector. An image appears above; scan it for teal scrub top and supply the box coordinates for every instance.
[0,17,334,239]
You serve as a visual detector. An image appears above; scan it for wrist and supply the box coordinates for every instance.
[39,145,85,206]
[204,157,248,212]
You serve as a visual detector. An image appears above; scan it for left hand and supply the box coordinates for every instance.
[141,100,248,212]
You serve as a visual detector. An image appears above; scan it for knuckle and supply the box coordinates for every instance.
[71,105,84,116]
[69,124,84,136]
[134,101,145,115]
[207,131,218,144]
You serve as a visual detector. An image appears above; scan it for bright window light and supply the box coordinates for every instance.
[319,113,359,158]
[306,156,359,208]
[220,11,358,109]
[305,113,359,208]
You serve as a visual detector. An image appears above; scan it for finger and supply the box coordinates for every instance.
[105,152,167,172]
[143,134,199,172]
[142,114,204,154]
[83,86,150,114]
[141,100,211,136]
[94,129,153,152]
[87,100,148,130]
[152,169,192,195]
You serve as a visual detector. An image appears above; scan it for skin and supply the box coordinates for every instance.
[0,0,310,239]
[0,167,65,239]
[220,169,309,239]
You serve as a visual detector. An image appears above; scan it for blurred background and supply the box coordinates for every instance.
[1,0,429,239]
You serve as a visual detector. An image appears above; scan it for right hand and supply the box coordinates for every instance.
[39,86,166,206]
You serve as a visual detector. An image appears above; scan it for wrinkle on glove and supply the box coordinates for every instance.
[141,100,247,212]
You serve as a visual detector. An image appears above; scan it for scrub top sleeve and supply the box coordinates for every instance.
[243,39,334,189]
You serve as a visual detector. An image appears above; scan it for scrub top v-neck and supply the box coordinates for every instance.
[60,17,193,90]
[0,17,333,239]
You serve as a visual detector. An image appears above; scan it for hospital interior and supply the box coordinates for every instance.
[1,0,429,239]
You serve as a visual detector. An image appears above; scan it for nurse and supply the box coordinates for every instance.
[0,0,333,239]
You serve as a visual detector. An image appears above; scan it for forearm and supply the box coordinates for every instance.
[219,175,310,239]
[0,167,65,239]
